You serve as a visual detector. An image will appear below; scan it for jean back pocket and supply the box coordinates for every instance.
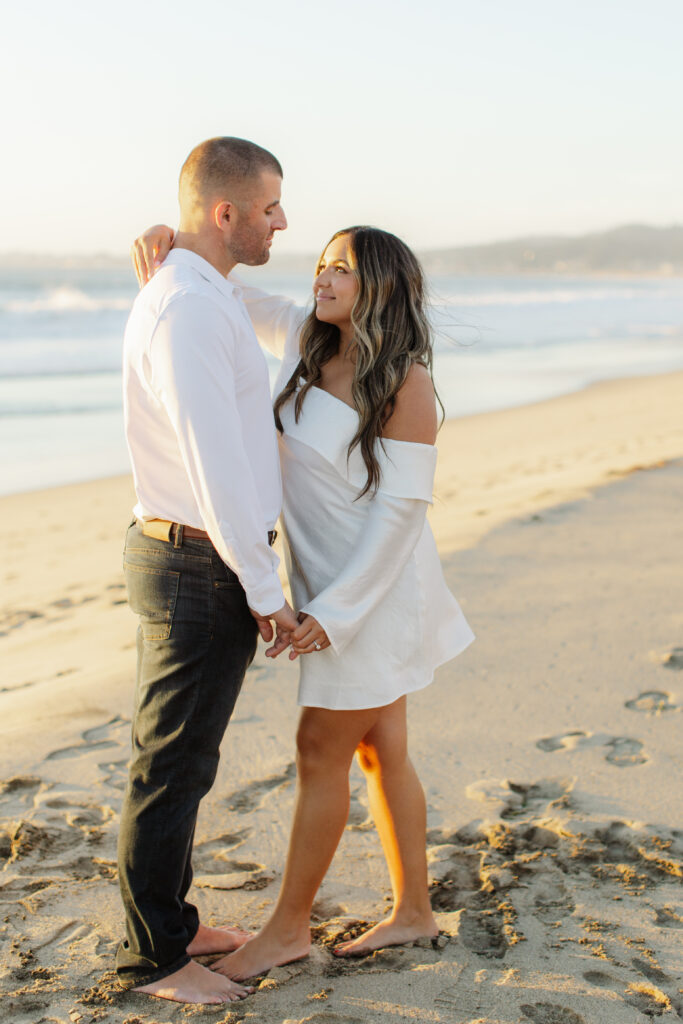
[124,563,180,640]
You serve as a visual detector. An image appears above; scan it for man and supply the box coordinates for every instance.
[118,137,298,1005]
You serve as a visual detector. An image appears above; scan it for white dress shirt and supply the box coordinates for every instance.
[123,248,284,615]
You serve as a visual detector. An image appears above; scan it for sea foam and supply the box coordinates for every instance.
[3,286,132,314]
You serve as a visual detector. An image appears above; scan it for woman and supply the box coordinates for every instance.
[133,224,474,980]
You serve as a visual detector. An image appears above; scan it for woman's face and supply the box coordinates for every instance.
[313,234,359,333]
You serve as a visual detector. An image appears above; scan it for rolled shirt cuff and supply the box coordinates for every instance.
[245,573,286,617]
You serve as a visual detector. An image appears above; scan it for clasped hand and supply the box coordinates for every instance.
[250,603,330,660]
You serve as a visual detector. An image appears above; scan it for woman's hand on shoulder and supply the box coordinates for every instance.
[382,363,438,445]
[131,225,175,288]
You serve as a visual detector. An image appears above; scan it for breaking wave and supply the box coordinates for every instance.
[2,286,132,314]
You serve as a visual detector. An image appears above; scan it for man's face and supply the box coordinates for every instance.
[229,171,287,266]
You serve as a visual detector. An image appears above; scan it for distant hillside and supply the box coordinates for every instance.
[2,225,682,275]
[420,224,683,275]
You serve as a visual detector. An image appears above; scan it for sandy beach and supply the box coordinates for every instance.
[1,370,682,1024]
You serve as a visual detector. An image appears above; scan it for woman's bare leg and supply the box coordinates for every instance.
[334,697,437,955]
[211,705,379,980]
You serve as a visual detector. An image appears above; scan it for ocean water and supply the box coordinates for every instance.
[2,266,683,495]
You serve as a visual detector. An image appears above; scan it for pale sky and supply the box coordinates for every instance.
[3,0,682,255]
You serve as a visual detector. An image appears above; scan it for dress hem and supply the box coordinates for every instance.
[297,671,435,711]
[296,629,475,711]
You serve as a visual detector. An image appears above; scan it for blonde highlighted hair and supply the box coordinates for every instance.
[274,226,441,497]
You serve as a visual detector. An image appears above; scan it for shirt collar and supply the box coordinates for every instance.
[164,248,240,301]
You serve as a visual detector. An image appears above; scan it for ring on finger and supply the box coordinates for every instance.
[313,641,321,651]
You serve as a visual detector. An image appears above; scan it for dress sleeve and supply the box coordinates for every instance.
[231,276,306,363]
[150,292,285,615]
[299,440,437,655]
[300,493,428,656]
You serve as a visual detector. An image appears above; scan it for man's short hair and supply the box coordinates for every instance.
[180,137,282,206]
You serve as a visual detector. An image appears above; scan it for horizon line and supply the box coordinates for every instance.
[1,222,682,265]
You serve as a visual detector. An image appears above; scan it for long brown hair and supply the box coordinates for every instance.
[274,226,441,497]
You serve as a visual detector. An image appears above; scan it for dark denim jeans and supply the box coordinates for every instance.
[116,521,258,988]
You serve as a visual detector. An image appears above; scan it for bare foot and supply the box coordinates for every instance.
[333,914,438,957]
[133,959,253,1004]
[187,922,252,955]
[211,925,311,981]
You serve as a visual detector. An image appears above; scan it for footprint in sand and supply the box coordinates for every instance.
[654,905,683,928]
[0,778,44,858]
[624,982,673,1016]
[32,920,96,953]
[604,737,647,767]
[631,957,672,984]
[652,645,683,670]
[230,712,265,724]
[429,849,483,912]
[536,731,588,753]
[347,790,372,831]
[50,595,97,610]
[536,731,647,766]
[466,776,574,819]
[47,740,116,762]
[433,986,461,1011]
[425,838,514,959]
[98,758,129,791]
[46,716,129,761]
[502,779,573,818]
[1,820,77,866]
[0,608,45,636]
[0,776,42,801]
[224,762,295,813]
[39,796,113,836]
[625,690,678,713]
[2,786,115,869]
[0,679,40,695]
[432,967,468,1011]
[193,830,250,862]
[106,581,128,606]
[311,897,347,923]
[520,1003,586,1024]
[583,969,617,988]
[192,831,274,889]
[194,867,271,891]
[533,875,575,921]
[457,908,507,959]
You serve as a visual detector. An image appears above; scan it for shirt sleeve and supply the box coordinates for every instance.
[300,492,428,655]
[150,292,285,615]
[231,277,306,364]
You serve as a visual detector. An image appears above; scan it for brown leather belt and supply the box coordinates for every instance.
[138,518,277,546]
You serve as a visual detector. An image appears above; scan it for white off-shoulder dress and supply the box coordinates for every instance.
[236,280,474,710]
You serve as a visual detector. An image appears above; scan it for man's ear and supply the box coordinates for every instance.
[213,201,233,229]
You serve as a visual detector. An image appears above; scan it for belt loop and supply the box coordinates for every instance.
[173,523,183,548]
